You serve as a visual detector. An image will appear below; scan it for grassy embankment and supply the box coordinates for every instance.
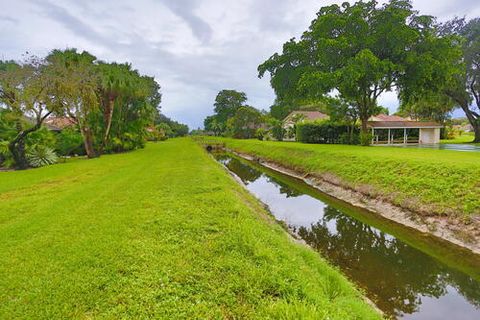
[206,138,480,219]
[0,138,379,319]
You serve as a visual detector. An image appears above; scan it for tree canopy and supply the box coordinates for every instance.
[0,48,166,169]
[258,0,461,143]
[439,18,480,142]
[204,89,248,135]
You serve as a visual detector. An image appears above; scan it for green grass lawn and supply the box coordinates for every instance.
[441,132,478,145]
[205,137,480,218]
[0,138,378,319]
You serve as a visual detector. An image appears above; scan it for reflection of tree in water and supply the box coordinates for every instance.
[222,156,302,197]
[266,176,303,198]
[222,157,262,183]
[218,155,480,317]
[298,206,480,317]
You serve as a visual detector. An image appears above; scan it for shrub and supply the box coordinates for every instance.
[0,140,14,168]
[256,128,267,141]
[56,128,84,156]
[270,124,285,141]
[296,121,358,144]
[108,133,145,153]
[359,132,373,146]
[26,127,57,150]
[26,145,58,167]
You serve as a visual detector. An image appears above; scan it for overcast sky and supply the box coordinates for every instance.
[1,0,480,128]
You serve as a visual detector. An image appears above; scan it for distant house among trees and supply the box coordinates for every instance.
[282,111,329,141]
[368,114,443,145]
[44,117,77,132]
[283,111,329,129]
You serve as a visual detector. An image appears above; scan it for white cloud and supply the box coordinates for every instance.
[0,0,478,127]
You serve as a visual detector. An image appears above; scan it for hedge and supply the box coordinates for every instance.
[296,121,359,144]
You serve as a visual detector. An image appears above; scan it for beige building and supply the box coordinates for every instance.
[368,114,443,145]
[283,111,329,129]
[282,111,329,140]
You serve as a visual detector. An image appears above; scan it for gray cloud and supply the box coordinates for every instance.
[1,0,479,128]
[0,15,18,24]
[159,0,213,43]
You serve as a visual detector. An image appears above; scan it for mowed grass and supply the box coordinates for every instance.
[441,132,479,145]
[0,138,379,319]
[207,138,480,217]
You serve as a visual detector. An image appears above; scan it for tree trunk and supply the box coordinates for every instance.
[359,111,371,146]
[458,102,480,143]
[80,126,97,158]
[8,114,50,170]
[102,98,115,152]
[473,122,480,143]
[361,118,368,134]
[8,138,28,170]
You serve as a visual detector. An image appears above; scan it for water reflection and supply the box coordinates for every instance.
[217,154,480,319]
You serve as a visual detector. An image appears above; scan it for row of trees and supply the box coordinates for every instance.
[203,89,287,140]
[258,0,480,143]
[0,49,170,169]
[204,90,272,139]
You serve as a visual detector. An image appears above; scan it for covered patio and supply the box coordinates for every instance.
[368,121,443,145]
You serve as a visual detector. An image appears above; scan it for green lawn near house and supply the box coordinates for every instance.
[441,132,478,144]
[206,137,480,218]
[0,138,379,319]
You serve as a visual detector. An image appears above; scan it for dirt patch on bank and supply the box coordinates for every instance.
[231,150,480,255]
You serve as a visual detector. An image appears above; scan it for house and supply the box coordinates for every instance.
[368,114,443,145]
[282,111,329,141]
[44,117,77,132]
[283,111,329,130]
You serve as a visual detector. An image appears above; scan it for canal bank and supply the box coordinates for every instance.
[213,152,480,319]
[233,149,480,255]
[199,138,480,255]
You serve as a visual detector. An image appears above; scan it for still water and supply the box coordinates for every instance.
[215,153,480,319]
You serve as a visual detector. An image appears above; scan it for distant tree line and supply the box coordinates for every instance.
[203,89,284,140]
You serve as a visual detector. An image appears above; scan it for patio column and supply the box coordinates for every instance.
[371,128,374,144]
[388,129,391,144]
[404,128,406,144]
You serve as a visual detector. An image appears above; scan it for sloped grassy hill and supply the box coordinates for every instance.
[0,139,378,319]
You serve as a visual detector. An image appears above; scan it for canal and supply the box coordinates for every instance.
[214,153,480,319]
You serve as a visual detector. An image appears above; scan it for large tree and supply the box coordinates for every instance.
[97,62,136,151]
[46,49,99,158]
[258,0,455,143]
[0,56,59,169]
[398,93,455,124]
[204,89,248,134]
[228,106,263,139]
[440,18,480,142]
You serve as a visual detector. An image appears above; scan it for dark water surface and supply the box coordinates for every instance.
[214,153,480,319]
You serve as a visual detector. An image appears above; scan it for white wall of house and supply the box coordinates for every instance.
[419,128,440,144]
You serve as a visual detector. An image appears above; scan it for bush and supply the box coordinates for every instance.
[108,133,145,153]
[359,132,373,146]
[296,121,358,144]
[0,140,14,168]
[56,128,84,156]
[339,132,359,145]
[270,124,285,141]
[26,127,57,150]
[255,128,267,141]
[26,145,58,167]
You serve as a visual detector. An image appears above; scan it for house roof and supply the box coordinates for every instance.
[369,114,410,122]
[368,121,443,129]
[284,111,329,122]
[44,117,77,131]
